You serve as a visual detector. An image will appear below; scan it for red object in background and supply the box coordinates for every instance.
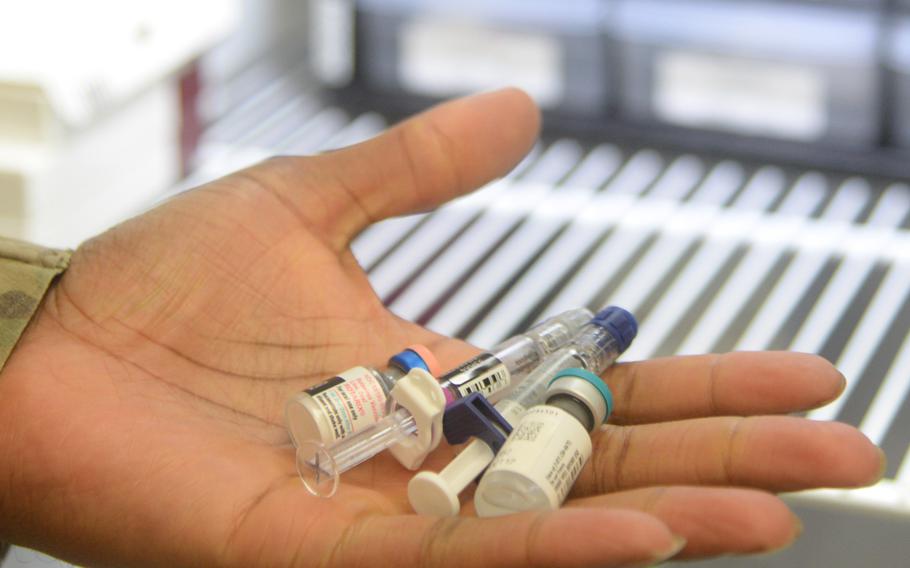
[179,62,203,178]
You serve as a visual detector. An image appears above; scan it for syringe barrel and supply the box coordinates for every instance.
[328,408,417,473]
[501,307,633,411]
[493,308,593,377]
[500,350,583,412]
[437,308,593,403]
[297,407,418,496]
[565,325,623,375]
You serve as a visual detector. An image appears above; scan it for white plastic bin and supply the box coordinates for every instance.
[613,0,881,146]
[356,0,613,114]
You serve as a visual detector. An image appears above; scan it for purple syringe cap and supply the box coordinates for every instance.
[591,306,638,353]
[443,393,513,453]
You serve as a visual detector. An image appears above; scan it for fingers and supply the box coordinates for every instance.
[573,416,884,496]
[567,486,800,559]
[321,509,683,568]
[605,352,846,424]
[276,88,540,250]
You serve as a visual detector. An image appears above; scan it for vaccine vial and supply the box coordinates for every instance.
[474,367,613,517]
[285,345,440,446]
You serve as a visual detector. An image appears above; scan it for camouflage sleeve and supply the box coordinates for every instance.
[0,237,72,371]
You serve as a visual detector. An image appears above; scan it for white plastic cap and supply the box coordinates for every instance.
[408,472,461,517]
[388,368,447,470]
[408,440,496,516]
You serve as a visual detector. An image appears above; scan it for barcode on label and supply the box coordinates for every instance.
[512,420,545,442]
[457,365,510,398]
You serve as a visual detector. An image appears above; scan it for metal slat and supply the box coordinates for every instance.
[670,174,829,355]
[537,155,711,320]
[199,65,308,146]
[734,179,872,351]
[387,141,585,322]
[311,112,386,151]
[623,167,786,360]
[859,324,910,448]
[788,185,910,355]
[276,107,351,154]
[427,146,622,336]
[809,263,910,422]
[463,151,662,345]
[586,157,708,316]
[372,186,509,302]
[351,146,545,275]
[836,289,910,428]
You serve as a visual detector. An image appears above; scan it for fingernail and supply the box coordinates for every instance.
[819,372,847,407]
[873,447,888,483]
[633,536,687,567]
[760,515,803,556]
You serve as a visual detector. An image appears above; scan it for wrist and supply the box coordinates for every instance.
[0,286,81,551]
[0,238,71,548]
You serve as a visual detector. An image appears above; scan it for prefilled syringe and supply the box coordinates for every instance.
[408,307,636,516]
[435,307,593,404]
[295,308,593,497]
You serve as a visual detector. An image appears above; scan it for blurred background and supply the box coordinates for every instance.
[2,0,910,566]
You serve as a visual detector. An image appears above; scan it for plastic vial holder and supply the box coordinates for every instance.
[297,367,445,497]
[285,345,440,447]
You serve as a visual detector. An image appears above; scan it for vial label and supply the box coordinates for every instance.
[444,353,512,399]
[304,367,389,442]
[485,406,591,509]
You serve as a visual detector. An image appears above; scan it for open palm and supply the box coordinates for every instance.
[0,90,883,568]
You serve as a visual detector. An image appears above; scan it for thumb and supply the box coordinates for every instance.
[281,88,540,250]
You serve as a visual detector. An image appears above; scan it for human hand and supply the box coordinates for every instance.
[0,89,884,567]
